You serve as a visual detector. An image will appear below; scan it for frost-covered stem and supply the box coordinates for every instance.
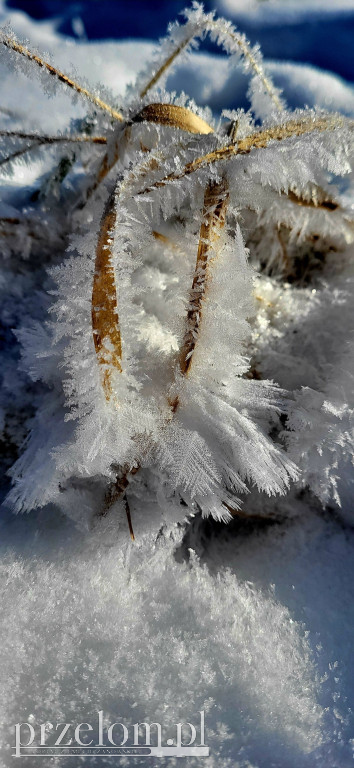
[276,227,290,272]
[92,189,122,402]
[286,188,339,211]
[123,494,135,541]
[209,22,283,112]
[138,15,282,112]
[179,179,229,377]
[102,469,137,541]
[222,502,283,521]
[139,115,348,194]
[92,192,137,538]
[0,139,42,167]
[82,104,213,205]
[0,130,107,143]
[139,33,195,97]
[1,36,124,121]
[0,132,107,169]
[80,138,121,204]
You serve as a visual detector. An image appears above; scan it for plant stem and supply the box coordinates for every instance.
[139,115,348,194]
[1,36,124,121]
[92,189,122,401]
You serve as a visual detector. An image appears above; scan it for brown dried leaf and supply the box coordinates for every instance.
[179,179,229,377]
[135,103,213,135]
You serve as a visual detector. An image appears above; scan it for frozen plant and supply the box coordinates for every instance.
[0,3,353,536]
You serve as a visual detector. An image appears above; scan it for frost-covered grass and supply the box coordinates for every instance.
[0,1,354,766]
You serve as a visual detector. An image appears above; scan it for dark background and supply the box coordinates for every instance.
[5,0,354,83]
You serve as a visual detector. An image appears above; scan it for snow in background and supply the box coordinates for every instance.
[5,0,354,83]
[0,2,354,767]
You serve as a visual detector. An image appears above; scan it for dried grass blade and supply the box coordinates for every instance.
[139,34,195,98]
[0,130,107,144]
[223,27,283,112]
[92,190,122,401]
[179,179,229,377]
[139,115,348,194]
[1,36,124,122]
[84,103,212,203]
[139,19,282,113]
[0,139,42,167]
[123,493,135,541]
[101,466,139,541]
[135,103,213,134]
[0,133,107,169]
[82,139,122,204]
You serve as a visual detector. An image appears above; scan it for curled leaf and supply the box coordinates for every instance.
[135,103,213,135]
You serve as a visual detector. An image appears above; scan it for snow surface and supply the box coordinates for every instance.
[0,3,354,767]
[218,0,354,23]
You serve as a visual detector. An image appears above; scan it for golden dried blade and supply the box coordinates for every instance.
[1,36,124,122]
[85,103,213,202]
[92,191,122,401]
[0,130,107,144]
[81,136,123,206]
[221,26,283,112]
[0,132,107,169]
[139,34,195,98]
[139,115,348,194]
[135,103,213,134]
[179,179,229,377]
[139,21,282,112]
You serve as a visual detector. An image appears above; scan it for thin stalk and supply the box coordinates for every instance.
[215,24,283,112]
[101,465,139,541]
[168,178,228,418]
[179,179,229,378]
[140,33,195,98]
[92,189,122,402]
[80,136,122,204]
[123,494,135,541]
[0,133,107,169]
[286,188,339,211]
[1,36,124,122]
[222,501,283,521]
[82,101,213,203]
[0,130,107,143]
[0,139,42,167]
[139,19,282,112]
[139,115,347,195]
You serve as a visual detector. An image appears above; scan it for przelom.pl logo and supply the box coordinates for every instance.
[13,710,209,758]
